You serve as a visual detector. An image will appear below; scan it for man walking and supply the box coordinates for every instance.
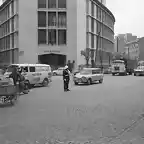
[63,65,70,92]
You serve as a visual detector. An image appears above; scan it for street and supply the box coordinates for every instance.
[1,75,144,143]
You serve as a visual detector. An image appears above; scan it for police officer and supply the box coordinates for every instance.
[63,65,70,92]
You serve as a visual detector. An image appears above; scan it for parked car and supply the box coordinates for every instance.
[73,68,104,85]
[134,66,144,76]
[53,67,65,76]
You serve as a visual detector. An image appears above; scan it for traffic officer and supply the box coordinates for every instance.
[63,65,70,92]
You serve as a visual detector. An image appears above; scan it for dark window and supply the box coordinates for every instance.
[38,0,46,8]
[23,67,28,72]
[11,18,14,32]
[29,67,35,72]
[38,29,46,44]
[58,0,66,8]
[97,21,101,33]
[11,33,14,48]
[91,18,94,32]
[58,30,66,45]
[48,0,56,8]
[91,2,94,16]
[91,34,94,48]
[58,12,66,27]
[48,29,56,45]
[38,11,46,27]
[48,12,56,26]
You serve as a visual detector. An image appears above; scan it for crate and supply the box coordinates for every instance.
[0,85,17,96]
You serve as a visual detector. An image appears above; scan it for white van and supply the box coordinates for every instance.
[4,64,52,87]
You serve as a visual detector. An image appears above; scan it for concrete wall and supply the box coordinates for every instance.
[18,0,38,63]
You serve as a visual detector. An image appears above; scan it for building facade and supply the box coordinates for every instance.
[0,0,115,68]
[124,37,144,61]
[114,33,137,53]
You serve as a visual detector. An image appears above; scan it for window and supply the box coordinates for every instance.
[58,12,66,27]
[48,12,56,26]
[48,0,56,8]
[29,67,35,72]
[38,29,46,44]
[23,67,28,72]
[11,34,14,48]
[91,18,94,32]
[91,2,94,16]
[92,69,101,74]
[58,30,66,45]
[38,11,46,27]
[11,1,14,16]
[91,34,94,48]
[97,21,101,33]
[38,0,46,8]
[48,29,56,45]
[58,0,66,8]
[11,18,14,32]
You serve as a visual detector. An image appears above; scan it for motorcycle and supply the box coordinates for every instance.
[18,80,29,94]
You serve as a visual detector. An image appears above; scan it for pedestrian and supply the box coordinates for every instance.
[63,65,70,92]
[9,67,19,86]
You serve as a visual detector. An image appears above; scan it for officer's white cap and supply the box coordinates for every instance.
[64,65,68,69]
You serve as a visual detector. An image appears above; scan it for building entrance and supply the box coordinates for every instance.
[38,54,66,68]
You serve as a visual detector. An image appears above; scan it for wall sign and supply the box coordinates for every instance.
[44,50,60,53]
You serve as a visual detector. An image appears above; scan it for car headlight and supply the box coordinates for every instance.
[81,77,87,82]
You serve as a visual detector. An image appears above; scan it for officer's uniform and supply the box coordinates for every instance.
[63,65,70,91]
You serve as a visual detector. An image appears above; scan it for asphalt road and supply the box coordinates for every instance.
[1,75,144,143]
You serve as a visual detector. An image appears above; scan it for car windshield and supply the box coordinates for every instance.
[80,69,91,74]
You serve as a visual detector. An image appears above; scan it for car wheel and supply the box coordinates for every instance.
[74,82,78,85]
[99,79,103,83]
[112,73,115,76]
[134,73,136,76]
[53,72,57,76]
[136,73,139,76]
[42,78,49,87]
[87,79,92,85]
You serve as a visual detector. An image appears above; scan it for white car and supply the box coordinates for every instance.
[73,68,104,85]
[53,67,65,76]
[134,66,144,76]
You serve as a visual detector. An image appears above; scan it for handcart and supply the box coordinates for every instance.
[0,79,18,105]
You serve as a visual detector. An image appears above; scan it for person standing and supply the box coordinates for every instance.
[63,65,70,92]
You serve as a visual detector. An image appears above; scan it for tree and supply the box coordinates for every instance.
[80,48,91,67]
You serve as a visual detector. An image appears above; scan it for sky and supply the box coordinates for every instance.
[106,0,144,37]
[0,0,143,37]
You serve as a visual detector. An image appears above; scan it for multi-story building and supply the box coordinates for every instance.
[124,37,144,61]
[0,0,115,68]
[115,33,137,53]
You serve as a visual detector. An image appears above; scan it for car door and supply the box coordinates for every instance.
[29,66,40,84]
[92,70,97,81]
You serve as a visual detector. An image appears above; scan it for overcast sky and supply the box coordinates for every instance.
[107,0,143,37]
[0,0,143,37]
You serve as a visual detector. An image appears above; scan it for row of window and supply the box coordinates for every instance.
[0,32,18,51]
[0,48,18,64]
[87,16,114,42]
[0,15,18,38]
[38,0,66,9]
[38,29,66,45]
[87,0,114,30]
[0,0,18,24]
[87,32,113,52]
[38,11,66,28]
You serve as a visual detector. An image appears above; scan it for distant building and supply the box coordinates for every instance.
[124,37,144,61]
[114,33,137,53]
